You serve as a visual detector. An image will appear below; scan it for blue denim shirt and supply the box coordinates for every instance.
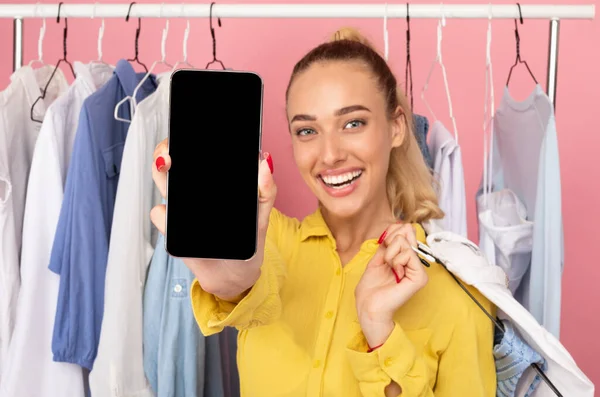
[413,114,433,168]
[144,233,239,396]
[48,60,157,369]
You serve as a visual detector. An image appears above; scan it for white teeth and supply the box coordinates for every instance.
[321,170,362,187]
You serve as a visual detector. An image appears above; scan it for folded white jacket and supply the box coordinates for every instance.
[422,221,594,397]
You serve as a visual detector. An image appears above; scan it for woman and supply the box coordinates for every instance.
[150,28,496,396]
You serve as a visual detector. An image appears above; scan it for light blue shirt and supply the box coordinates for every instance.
[48,59,157,369]
[144,233,239,396]
[476,84,563,338]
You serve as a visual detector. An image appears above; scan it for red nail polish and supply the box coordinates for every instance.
[156,156,166,172]
[264,152,274,174]
[392,269,401,284]
[377,230,388,245]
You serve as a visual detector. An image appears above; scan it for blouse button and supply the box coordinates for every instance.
[335,268,341,276]
[313,360,321,368]
[325,311,334,319]
[384,357,393,367]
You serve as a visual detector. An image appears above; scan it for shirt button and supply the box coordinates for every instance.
[313,360,321,368]
[384,357,393,367]
[325,311,334,319]
[335,268,341,276]
[173,284,183,293]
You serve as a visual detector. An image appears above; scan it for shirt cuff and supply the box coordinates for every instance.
[346,322,428,395]
[190,239,283,336]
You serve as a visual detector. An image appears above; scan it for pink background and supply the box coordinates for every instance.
[1,0,598,388]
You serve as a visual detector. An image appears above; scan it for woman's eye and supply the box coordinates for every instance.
[296,128,316,136]
[344,119,365,129]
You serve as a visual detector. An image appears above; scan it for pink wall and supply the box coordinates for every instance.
[1,0,598,387]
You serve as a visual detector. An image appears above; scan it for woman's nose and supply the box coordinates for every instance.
[320,132,346,166]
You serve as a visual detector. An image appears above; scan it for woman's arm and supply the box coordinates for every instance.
[190,208,293,336]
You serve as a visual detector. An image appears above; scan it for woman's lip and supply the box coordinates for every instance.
[318,167,364,177]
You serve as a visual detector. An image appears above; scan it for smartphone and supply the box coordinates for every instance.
[165,69,263,260]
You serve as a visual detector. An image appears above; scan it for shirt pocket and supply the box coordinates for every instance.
[101,142,125,179]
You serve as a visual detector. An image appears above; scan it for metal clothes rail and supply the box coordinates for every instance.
[2,3,597,108]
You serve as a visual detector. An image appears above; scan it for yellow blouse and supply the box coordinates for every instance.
[191,208,497,396]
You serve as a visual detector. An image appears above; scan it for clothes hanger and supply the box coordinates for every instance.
[125,2,149,73]
[505,3,538,87]
[205,2,226,70]
[173,3,195,70]
[482,3,495,207]
[89,2,114,69]
[30,2,76,123]
[420,3,459,144]
[114,2,172,123]
[383,3,389,61]
[28,3,47,69]
[405,2,413,110]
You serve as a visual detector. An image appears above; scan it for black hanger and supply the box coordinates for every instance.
[506,3,538,87]
[126,2,148,73]
[205,2,226,70]
[30,2,76,123]
[405,3,414,110]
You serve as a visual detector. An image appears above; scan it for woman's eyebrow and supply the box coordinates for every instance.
[290,105,371,123]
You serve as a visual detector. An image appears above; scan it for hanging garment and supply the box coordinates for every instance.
[421,220,594,397]
[47,59,157,370]
[477,189,534,295]
[144,233,229,397]
[427,120,468,236]
[0,62,113,397]
[494,319,547,397]
[88,72,168,397]
[0,64,68,380]
[476,84,563,338]
[413,113,433,169]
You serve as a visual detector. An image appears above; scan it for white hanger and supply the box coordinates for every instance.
[420,3,459,144]
[383,3,389,61]
[90,2,111,67]
[482,3,495,203]
[114,2,173,123]
[173,3,195,70]
[28,3,46,68]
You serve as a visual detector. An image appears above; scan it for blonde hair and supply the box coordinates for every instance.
[287,27,444,223]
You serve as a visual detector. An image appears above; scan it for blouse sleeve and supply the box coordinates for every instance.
[190,208,292,336]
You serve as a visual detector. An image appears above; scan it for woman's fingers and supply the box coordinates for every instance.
[150,204,166,235]
[152,138,171,199]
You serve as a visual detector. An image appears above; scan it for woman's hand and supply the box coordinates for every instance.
[355,223,429,348]
[150,138,277,301]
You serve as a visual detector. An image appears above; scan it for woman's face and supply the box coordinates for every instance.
[287,60,405,219]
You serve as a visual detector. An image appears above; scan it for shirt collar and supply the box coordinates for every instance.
[299,208,428,246]
[114,59,157,100]
[73,61,114,93]
[11,64,68,119]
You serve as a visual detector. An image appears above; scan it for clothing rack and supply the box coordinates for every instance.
[2,3,596,109]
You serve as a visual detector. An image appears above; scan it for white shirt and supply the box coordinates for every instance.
[89,72,171,397]
[0,65,68,379]
[427,120,468,237]
[0,62,114,397]
[422,221,594,397]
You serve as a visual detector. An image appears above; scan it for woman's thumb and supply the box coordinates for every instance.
[257,152,276,231]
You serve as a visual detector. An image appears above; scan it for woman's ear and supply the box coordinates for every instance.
[390,106,406,149]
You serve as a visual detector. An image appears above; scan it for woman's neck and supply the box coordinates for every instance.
[320,197,397,254]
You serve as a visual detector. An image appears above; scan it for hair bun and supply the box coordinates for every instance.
[329,27,376,50]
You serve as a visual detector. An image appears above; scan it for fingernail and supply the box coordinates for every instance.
[392,269,401,283]
[156,156,166,172]
[264,152,274,174]
[377,230,388,245]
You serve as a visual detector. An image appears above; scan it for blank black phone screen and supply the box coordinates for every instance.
[166,69,263,260]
